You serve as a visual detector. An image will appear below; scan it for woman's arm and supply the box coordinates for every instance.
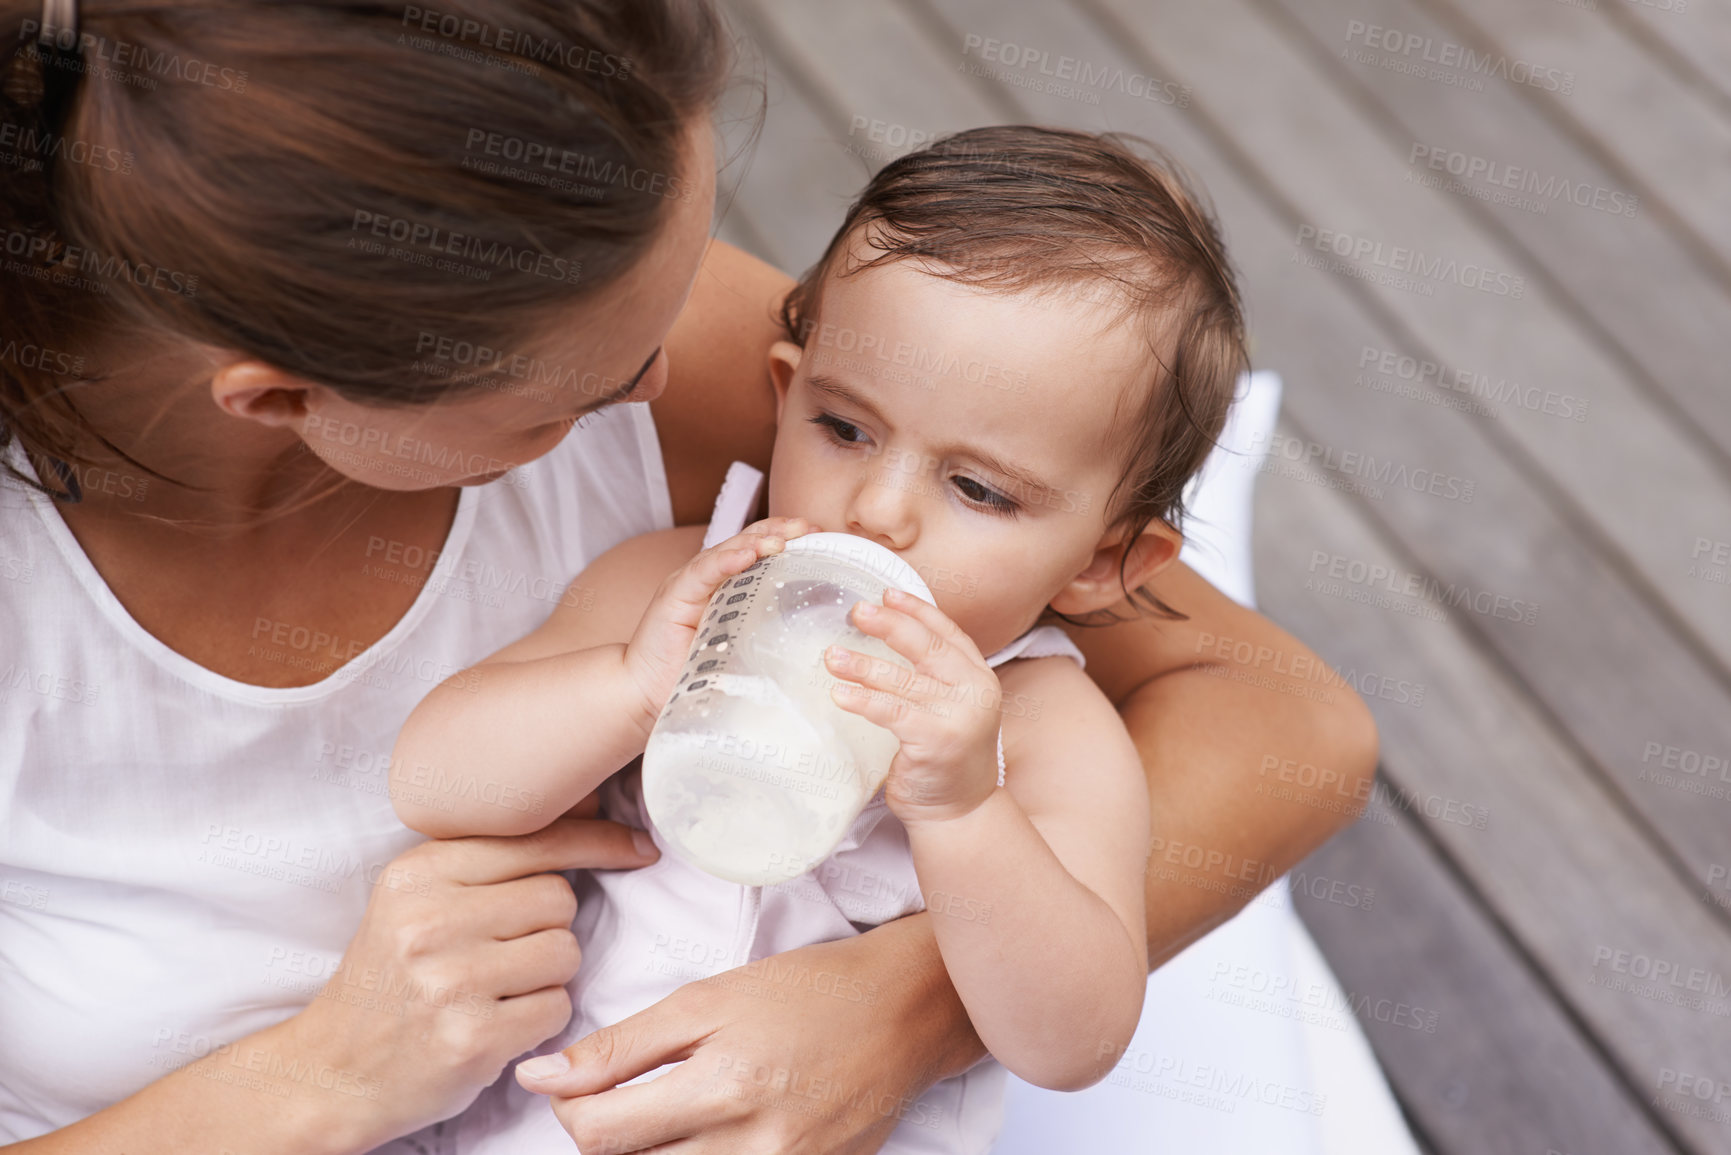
[517,913,988,1155]
[1070,560,1380,964]
[658,241,1380,967]
[4,817,660,1155]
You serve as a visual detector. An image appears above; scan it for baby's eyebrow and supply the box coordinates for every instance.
[939,441,1060,503]
[805,372,1060,502]
[805,372,883,420]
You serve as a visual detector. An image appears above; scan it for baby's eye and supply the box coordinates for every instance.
[952,475,1018,516]
[809,413,869,445]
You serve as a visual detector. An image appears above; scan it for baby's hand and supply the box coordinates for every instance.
[824,588,1003,825]
[621,517,821,731]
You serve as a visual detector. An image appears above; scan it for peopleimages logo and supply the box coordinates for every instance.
[1408,144,1638,219]
[1342,20,1574,95]
[1357,344,1588,423]
[0,121,135,174]
[959,34,1190,107]
[1294,225,1526,299]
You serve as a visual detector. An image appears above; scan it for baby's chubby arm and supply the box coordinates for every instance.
[826,591,1149,1091]
[390,518,819,838]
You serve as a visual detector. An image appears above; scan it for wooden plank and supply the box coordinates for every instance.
[1292,795,1680,1155]
[1260,429,1731,1149]
[708,1,874,273]
[1594,0,1731,125]
[907,0,1731,942]
[1251,428,1731,1153]
[1253,0,1731,471]
[1087,0,1731,693]
[1092,0,1731,890]
[723,0,1004,272]
[1423,0,1731,290]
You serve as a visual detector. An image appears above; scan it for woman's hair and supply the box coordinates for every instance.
[0,0,731,496]
[779,125,1248,621]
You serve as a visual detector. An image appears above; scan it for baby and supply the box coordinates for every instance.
[392,125,1247,1153]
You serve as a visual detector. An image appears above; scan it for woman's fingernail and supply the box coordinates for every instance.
[631,828,657,857]
[855,602,877,617]
[517,1052,571,1082]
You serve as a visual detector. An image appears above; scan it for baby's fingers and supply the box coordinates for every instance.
[824,646,934,701]
[661,519,817,612]
[829,676,922,732]
[733,515,822,544]
[879,588,986,663]
[848,596,984,680]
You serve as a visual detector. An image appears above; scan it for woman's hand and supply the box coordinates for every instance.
[7,811,661,1155]
[825,587,1003,825]
[293,813,661,1149]
[620,516,820,728]
[513,914,985,1154]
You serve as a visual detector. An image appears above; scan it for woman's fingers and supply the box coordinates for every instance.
[469,871,580,942]
[516,993,708,1099]
[442,814,658,887]
[543,1070,720,1154]
[489,984,576,1056]
[524,931,948,1155]
[478,926,584,998]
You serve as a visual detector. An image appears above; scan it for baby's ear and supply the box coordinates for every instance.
[1048,520,1183,616]
[768,340,804,425]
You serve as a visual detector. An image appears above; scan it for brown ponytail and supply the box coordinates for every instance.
[0,0,731,497]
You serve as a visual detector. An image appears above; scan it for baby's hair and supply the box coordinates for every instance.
[779,125,1248,621]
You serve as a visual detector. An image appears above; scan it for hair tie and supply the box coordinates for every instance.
[38,0,78,48]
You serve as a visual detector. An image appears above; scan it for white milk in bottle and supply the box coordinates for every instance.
[641,533,934,885]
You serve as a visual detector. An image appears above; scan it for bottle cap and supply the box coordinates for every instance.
[780,532,935,604]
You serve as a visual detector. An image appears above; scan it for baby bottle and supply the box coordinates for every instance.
[641,532,934,886]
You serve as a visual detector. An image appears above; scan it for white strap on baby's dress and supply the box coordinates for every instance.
[701,461,767,548]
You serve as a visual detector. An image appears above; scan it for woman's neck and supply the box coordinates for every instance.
[54,339,362,533]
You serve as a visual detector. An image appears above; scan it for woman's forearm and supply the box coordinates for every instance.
[1122,652,1378,966]
[1065,562,1379,965]
[5,1016,369,1155]
[391,645,653,837]
[860,911,990,1086]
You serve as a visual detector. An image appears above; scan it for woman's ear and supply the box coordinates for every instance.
[210,360,321,429]
[768,340,803,425]
[1048,520,1184,616]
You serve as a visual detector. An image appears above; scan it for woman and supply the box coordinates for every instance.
[0,0,1376,1151]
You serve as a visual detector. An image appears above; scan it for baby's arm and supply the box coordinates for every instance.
[826,590,1149,1091]
[390,518,816,838]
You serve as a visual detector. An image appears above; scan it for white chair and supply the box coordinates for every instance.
[994,372,1420,1154]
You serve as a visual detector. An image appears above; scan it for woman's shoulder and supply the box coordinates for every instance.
[650,241,789,526]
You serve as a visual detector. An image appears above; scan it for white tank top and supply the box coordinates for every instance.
[456,462,1085,1155]
[0,402,673,1152]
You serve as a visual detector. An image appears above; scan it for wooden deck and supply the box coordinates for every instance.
[712,2,1731,1152]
